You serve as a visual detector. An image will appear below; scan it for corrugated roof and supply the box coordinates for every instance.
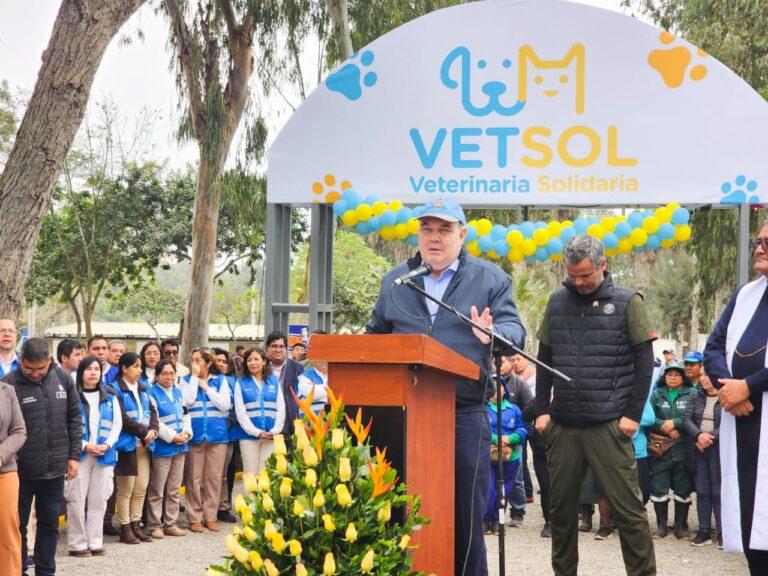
[45,322,264,340]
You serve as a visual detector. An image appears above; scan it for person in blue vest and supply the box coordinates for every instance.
[483,386,526,535]
[66,355,122,557]
[0,317,19,378]
[296,330,329,415]
[146,359,191,539]
[213,347,240,523]
[180,347,232,533]
[233,346,285,476]
[113,351,158,545]
[139,341,163,386]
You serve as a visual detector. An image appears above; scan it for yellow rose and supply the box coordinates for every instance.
[232,525,242,536]
[293,499,305,517]
[335,483,352,507]
[257,470,270,492]
[296,564,309,576]
[242,526,257,542]
[377,502,391,522]
[288,539,302,556]
[398,534,411,549]
[249,551,264,570]
[273,433,287,455]
[313,488,325,508]
[280,477,293,498]
[305,468,317,488]
[271,532,287,553]
[361,549,375,573]
[233,493,246,513]
[295,420,310,450]
[242,472,258,493]
[339,457,352,482]
[303,445,319,466]
[240,507,253,524]
[322,513,336,532]
[264,559,279,576]
[331,428,344,449]
[345,522,358,542]
[264,519,277,539]
[276,453,288,474]
[225,534,249,565]
[262,492,275,511]
[323,551,336,575]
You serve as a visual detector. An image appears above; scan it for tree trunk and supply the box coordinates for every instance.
[0,0,146,318]
[327,0,353,59]
[68,296,82,339]
[82,298,94,340]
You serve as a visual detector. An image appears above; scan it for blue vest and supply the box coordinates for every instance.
[222,375,243,442]
[104,365,119,386]
[80,393,118,467]
[114,382,155,453]
[149,384,188,458]
[184,374,229,444]
[0,354,18,377]
[300,368,327,414]
[236,374,281,438]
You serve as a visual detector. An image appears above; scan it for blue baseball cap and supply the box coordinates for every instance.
[683,350,704,363]
[417,198,467,226]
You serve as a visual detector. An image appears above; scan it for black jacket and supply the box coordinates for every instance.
[2,365,81,480]
[279,358,305,438]
[682,387,722,452]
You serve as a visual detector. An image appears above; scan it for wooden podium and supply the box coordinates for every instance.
[307,334,479,576]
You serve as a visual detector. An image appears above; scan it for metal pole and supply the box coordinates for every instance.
[494,352,506,576]
[737,203,750,286]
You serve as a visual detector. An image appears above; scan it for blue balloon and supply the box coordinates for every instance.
[535,247,550,261]
[491,224,507,240]
[508,224,520,232]
[659,222,675,240]
[411,206,423,217]
[547,238,564,254]
[341,188,362,208]
[519,221,536,237]
[478,235,494,252]
[466,226,478,242]
[603,232,619,249]
[355,222,370,235]
[671,207,690,225]
[573,217,589,234]
[646,234,661,250]
[627,211,644,228]
[380,209,397,227]
[367,216,381,232]
[524,255,535,263]
[493,240,509,256]
[332,200,349,216]
[535,221,547,229]
[560,226,576,242]
[397,206,413,223]
[614,221,631,238]
[364,194,379,205]
[406,235,419,247]
[589,216,600,225]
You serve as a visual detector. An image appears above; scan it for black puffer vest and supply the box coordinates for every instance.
[548,273,637,427]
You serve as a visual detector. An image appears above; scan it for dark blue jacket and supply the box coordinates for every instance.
[366,248,526,411]
[279,358,305,437]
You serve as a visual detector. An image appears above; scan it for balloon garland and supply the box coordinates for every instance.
[330,189,691,264]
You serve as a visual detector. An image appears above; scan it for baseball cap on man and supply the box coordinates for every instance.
[417,198,466,226]
[683,350,704,363]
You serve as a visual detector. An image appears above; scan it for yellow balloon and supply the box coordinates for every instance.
[550,253,563,261]
[467,240,481,256]
[654,207,671,223]
[372,201,388,217]
[521,239,537,256]
[600,216,616,232]
[533,228,550,247]
[467,219,478,229]
[380,226,395,241]
[615,214,627,222]
[394,223,409,239]
[476,218,492,236]
[406,218,419,235]
[618,238,633,254]
[546,221,562,236]
[562,220,573,228]
[587,224,606,239]
[605,247,618,257]
[355,203,373,222]
[488,250,500,260]
[506,229,524,248]
[661,238,676,249]
[675,224,692,242]
[630,228,648,247]
[667,202,681,212]
[507,248,524,263]
[642,216,660,234]
[388,201,403,212]
[342,210,358,227]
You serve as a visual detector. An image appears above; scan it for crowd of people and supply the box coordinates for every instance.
[0,325,326,575]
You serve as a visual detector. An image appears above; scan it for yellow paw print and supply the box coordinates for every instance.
[311,173,350,204]
[648,31,708,89]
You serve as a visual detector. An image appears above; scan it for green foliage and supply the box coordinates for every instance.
[108,283,186,337]
[0,80,16,161]
[212,280,259,339]
[644,249,696,340]
[210,393,427,575]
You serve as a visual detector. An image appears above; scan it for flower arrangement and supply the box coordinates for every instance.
[207,387,428,575]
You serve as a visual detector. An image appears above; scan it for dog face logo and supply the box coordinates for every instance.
[518,44,586,114]
[440,46,526,117]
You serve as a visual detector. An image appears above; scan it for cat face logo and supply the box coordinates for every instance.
[518,44,586,114]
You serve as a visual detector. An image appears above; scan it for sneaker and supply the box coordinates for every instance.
[594,526,613,541]
[540,523,551,538]
[164,526,188,537]
[150,529,165,539]
[68,549,92,557]
[205,521,220,532]
[90,548,106,556]
[189,522,204,533]
[508,513,523,528]
[217,509,238,523]
[690,532,710,547]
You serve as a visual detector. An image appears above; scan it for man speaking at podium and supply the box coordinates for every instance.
[366,197,526,576]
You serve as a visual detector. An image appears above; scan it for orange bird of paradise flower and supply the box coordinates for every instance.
[368,447,398,498]
[290,386,329,457]
[345,408,372,445]
[326,387,345,423]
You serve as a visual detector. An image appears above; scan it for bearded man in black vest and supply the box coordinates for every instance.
[534,235,657,576]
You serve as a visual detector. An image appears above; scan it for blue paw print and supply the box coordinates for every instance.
[326,50,377,101]
[720,175,760,205]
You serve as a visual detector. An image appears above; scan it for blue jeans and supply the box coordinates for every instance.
[509,460,526,515]
[695,447,721,535]
[19,476,65,576]
[485,458,520,520]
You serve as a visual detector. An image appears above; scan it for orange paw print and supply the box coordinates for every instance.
[311,174,351,204]
[648,31,708,89]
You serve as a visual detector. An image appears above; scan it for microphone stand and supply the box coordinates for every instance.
[400,278,571,576]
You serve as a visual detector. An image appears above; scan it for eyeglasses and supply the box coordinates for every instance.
[21,365,48,375]
[164,349,179,357]
[0,328,17,335]
[751,238,768,253]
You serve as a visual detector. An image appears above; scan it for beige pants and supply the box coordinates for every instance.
[116,445,150,524]
[219,443,234,510]
[239,439,274,476]
[184,441,227,525]
[146,452,185,530]
[0,472,21,575]
[65,455,114,551]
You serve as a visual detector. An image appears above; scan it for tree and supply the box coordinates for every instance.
[0,80,17,163]
[0,0,147,318]
[211,280,258,341]
[109,283,186,340]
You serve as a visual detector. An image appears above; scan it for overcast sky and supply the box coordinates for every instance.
[0,0,636,170]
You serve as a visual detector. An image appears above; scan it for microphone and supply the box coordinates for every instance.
[393,263,433,285]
